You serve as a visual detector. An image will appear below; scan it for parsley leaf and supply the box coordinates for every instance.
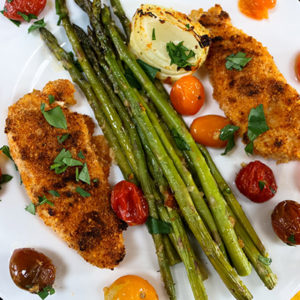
[166,41,195,68]
[37,286,55,300]
[152,28,156,40]
[219,124,240,155]
[17,12,37,22]
[185,24,190,29]
[137,59,160,81]
[77,150,85,159]
[75,167,79,182]
[48,190,60,197]
[25,203,36,215]
[0,145,18,170]
[245,104,269,154]
[0,174,13,184]
[258,181,265,191]
[38,195,54,206]
[225,52,252,71]
[57,134,69,144]
[76,187,91,197]
[78,163,90,185]
[50,149,72,174]
[48,94,55,104]
[41,103,67,129]
[288,234,296,245]
[28,18,46,33]
[258,255,272,266]
[62,157,83,167]
[171,129,190,151]
[146,217,172,234]
[55,0,66,26]
[124,65,141,90]
[1,9,21,26]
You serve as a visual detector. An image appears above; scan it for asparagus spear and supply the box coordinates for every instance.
[55,0,139,179]
[162,235,181,266]
[103,6,252,277]
[110,0,131,41]
[74,2,253,298]
[198,144,267,256]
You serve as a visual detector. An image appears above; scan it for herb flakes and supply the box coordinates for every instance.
[225,52,252,71]
[219,124,240,155]
[137,59,160,81]
[41,103,67,130]
[146,217,172,234]
[37,286,55,300]
[166,41,195,69]
[78,163,90,185]
[57,133,70,144]
[28,18,46,33]
[76,186,91,198]
[170,129,190,151]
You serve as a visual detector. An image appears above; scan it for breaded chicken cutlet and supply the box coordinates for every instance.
[190,5,300,162]
[5,79,127,269]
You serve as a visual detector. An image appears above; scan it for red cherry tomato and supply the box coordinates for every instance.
[111,180,149,226]
[170,75,205,115]
[295,53,300,82]
[190,115,230,148]
[271,200,300,245]
[235,160,277,203]
[3,0,47,21]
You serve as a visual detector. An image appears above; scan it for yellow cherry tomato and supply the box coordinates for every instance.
[104,275,159,300]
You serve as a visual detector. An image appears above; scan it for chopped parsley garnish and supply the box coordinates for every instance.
[185,24,190,29]
[78,163,90,185]
[288,234,296,245]
[219,124,240,155]
[41,103,67,130]
[48,190,60,197]
[0,174,13,190]
[68,52,83,72]
[77,150,85,159]
[258,255,272,266]
[28,18,46,33]
[76,187,91,197]
[57,133,69,144]
[37,286,55,300]
[1,145,18,170]
[48,94,55,104]
[124,65,141,90]
[50,149,83,174]
[62,157,83,167]
[270,186,276,194]
[25,203,36,215]
[258,181,266,191]
[225,52,252,71]
[1,8,21,26]
[166,41,195,68]
[17,12,37,22]
[55,0,66,26]
[245,104,269,154]
[75,167,79,182]
[152,28,156,40]
[146,216,172,234]
[25,196,54,215]
[38,195,54,206]
[137,59,160,81]
[171,129,190,151]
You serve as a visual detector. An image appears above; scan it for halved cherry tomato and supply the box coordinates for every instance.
[235,160,277,203]
[190,115,230,148]
[104,275,158,300]
[295,53,300,82]
[3,0,47,21]
[238,0,276,20]
[111,180,149,226]
[170,75,205,115]
[271,200,300,245]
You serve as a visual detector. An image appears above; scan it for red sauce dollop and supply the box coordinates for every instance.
[238,0,276,20]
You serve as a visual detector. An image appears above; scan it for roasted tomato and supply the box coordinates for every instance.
[9,248,56,294]
[190,115,230,148]
[295,53,300,82]
[235,160,277,203]
[111,180,149,226]
[271,200,300,245]
[170,75,205,115]
[104,275,158,300]
[3,0,47,21]
[238,0,276,20]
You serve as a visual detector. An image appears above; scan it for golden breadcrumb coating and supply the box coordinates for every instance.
[191,5,300,163]
[5,79,127,268]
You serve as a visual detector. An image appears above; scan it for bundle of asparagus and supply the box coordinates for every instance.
[39,0,277,298]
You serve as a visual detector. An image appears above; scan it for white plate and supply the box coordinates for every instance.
[0,0,300,299]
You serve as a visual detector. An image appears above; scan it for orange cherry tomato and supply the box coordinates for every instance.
[295,53,300,82]
[170,75,205,115]
[238,0,276,20]
[111,181,149,226]
[190,115,230,148]
[104,275,159,300]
